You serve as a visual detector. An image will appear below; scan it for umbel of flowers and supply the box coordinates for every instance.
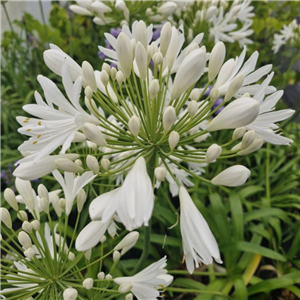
[1,20,294,299]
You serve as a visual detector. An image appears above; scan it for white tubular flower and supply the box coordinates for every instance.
[114,231,139,255]
[114,256,173,300]
[52,170,96,215]
[116,32,133,78]
[116,157,154,231]
[82,61,97,92]
[211,165,251,186]
[83,123,107,146]
[205,144,222,163]
[208,41,226,82]
[160,22,172,57]
[135,42,148,80]
[128,115,140,137]
[86,155,99,174]
[179,187,222,274]
[206,97,259,132]
[4,188,18,211]
[170,48,206,100]
[16,63,98,163]
[69,4,93,16]
[0,208,12,229]
[55,158,83,173]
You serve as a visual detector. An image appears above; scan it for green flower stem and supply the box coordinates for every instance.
[1,2,14,33]
[266,143,271,207]
[166,287,228,297]
[168,270,227,276]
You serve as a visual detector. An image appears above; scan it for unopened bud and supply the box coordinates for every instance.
[0,208,12,229]
[31,220,40,231]
[68,252,75,261]
[102,63,111,75]
[85,249,92,260]
[116,71,125,84]
[152,52,163,65]
[40,197,49,214]
[82,61,97,92]
[97,272,105,280]
[149,79,159,99]
[238,138,264,155]
[4,188,18,211]
[55,159,83,173]
[110,67,117,80]
[190,88,201,101]
[63,287,78,300]
[100,70,109,86]
[155,166,167,182]
[232,127,246,140]
[224,74,244,102]
[105,274,112,280]
[160,22,172,57]
[17,210,28,221]
[101,235,107,243]
[86,155,99,174]
[118,282,133,294]
[84,86,93,100]
[241,130,255,150]
[128,115,140,137]
[208,42,226,82]
[24,247,36,259]
[135,42,147,80]
[83,278,93,290]
[22,221,33,233]
[83,123,107,147]
[18,231,32,249]
[59,198,66,209]
[188,100,198,117]
[205,144,222,163]
[125,293,133,300]
[101,158,110,170]
[163,106,176,131]
[75,159,83,167]
[169,131,180,150]
[113,250,121,262]
[210,88,220,102]
[114,231,139,255]
[77,189,87,213]
[38,184,49,202]
[73,132,86,143]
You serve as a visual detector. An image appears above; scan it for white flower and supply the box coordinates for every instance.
[17,62,98,163]
[52,170,96,215]
[179,186,222,274]
[114,256,173,300]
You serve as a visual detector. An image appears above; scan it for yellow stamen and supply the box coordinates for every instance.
[37,135,41,139]
[33,141,38,145]
[37,121,42,126]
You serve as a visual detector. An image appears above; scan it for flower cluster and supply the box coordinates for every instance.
[272,19,300,53]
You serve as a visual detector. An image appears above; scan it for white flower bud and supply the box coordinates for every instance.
[86,155,99,174]
[118,282,133,294]
[83,123,107,147]
[69,5,93,16]
[210,88,220,102]
[206,98,259,132]
[51,194,62,217]
[0,208,12,229]
[113,250,121,262]
[38,184,49,202]
[59,198,66,209]
[110,67,117,80]
[128,115,140,137]
[158,2,177,15]
[190,88,201,101]
[169,131,180,150]
[125,293,133,300]
[82,61,97,92]
[187,28,193,43]
[115,0,126,10]
[84,86,93,100]
[241,130,255,150]
[55,159,84,173]
[68,252,75,261]
[163,106,176,131]
[224,74,244,102]
[22,221,33,233]
[102,63,111,75]
[83,278,93,290]
[101,235,107,243]
[24,247,36,259]
[4,188,18,211]
[97,272,105,280]
[160,22,172,57]
[114,231,139,255]
[206,144,222,163]
[211,165,251,187]
[77,189,87,213]
[116,70,125,84]
[17,210,28,221]
[116,33,133,78]
[232,127,246,140]
[149,79,159,99]
[170,48,206,100]
[75,159,83,167]
[85,249,92,260]
[31,220,40,231]
[188,100,198,117]
[18,231,32,249]
[208,42,226,82]
[40,197,49,214]
[63,287,78,300]
[100,70,109,87]
[105,274,112,280]
[243,93,251,98]
[238,138,264,155]
[147,42,158,61]
[214,59,236,88]
[206,6,218,19]
[152,52,163,65]
[155,166,167,182]
[231,142,241,152]
[101,158,110,170]
[135,42,148,80]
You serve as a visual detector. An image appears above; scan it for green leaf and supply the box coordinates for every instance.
[244,208,290,223]
[248,272,300,295]
[229,192,244,241]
